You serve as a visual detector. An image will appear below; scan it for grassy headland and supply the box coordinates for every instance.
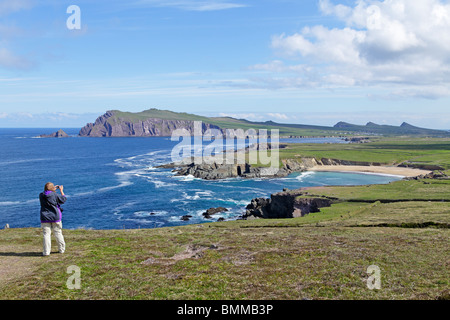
[0,198,448,300]
[247,137,450,171]
[279,138,450,168]
[1,180,448,300]
[105,108,450,138]
[0,136,448,300]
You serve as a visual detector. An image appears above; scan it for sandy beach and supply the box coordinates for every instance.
[308,165,432,177]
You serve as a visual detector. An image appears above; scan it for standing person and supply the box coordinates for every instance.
[39,182,66,256]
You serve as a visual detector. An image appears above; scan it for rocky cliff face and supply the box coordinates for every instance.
[243,189,334,219]
[79,111,223,137]
[158,162,291,180]
[162,157,383,180]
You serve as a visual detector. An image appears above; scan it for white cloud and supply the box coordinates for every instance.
[267,113,289,120]
[134,0,247,11]
[216,112,298,123]
[262,0,450,98]
[0,0,32,16]
[0,112,101,127]
[16,112,33,118]
[218,112,263,120]
[0,48,34,70]
[0,0,34,70]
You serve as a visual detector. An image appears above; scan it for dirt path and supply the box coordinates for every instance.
[0,228,45,288]
[0,244,44,287]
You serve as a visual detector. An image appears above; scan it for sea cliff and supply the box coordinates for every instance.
[79,110,223,137]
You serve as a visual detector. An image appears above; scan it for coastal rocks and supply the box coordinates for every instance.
[295,198,334,216]
[161,156,387,181]
[244,198,272,219]
[78,122,95,136]
[282,158,319,171]
[38,129,69,138]
[202,207,228,219]
[176,163,246,180]
[243,189,333,220]
[398,162,445,171]
[404,171,448,180]
[180,207,229,221]
[344,137,371,143]
[281,157,383,174]
[161,162,290,180]
[318,158,382,167]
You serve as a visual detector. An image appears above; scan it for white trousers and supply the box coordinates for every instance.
[41,222,65,256]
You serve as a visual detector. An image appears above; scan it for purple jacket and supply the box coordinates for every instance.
[39,190,66,223]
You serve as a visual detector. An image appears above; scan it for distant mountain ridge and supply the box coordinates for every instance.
[78,108,450,137]
[333,121,447,135]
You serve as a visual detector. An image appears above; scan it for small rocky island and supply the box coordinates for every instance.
[38,129,70,138]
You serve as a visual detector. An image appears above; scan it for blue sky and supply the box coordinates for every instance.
[0,0,449,129]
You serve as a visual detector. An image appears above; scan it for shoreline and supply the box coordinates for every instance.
[307,165,432,178]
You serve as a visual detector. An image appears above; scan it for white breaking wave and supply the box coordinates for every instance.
[184,193,200,200]
[134,210,168,217]
[172,174,199,182]
[0,158,50,166]
[0,199,38,207]
[149,178,176,189]
[113,150,172,169]
[0,201,20,206]
[72,190,95,197]
[336,171,406,178]
[112,201,139,217]
[98,180,133,192]
[182,190,214,201]
[216,198,251,206]
[296,171,316,181]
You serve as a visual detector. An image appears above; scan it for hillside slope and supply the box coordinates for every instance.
[79,108,450,137]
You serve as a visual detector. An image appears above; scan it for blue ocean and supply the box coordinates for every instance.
[0,128,402,230]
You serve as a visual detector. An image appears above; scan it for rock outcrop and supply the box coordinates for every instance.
[398,162,445,171]
[202,207,229,219]
[242,189,334,219]
[161,157,384,180]
[39,129,69,138]
[344,137,371,143]
[404,171,448,180]
[159,161,291,180]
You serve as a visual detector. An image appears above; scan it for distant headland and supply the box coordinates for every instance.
[78,108,450,138]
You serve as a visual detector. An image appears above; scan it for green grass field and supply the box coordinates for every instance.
[244,137,450,170]
[1,214,448,300]
[297,179,450,201]
[277,138,450,169]
[1,176,448,300]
